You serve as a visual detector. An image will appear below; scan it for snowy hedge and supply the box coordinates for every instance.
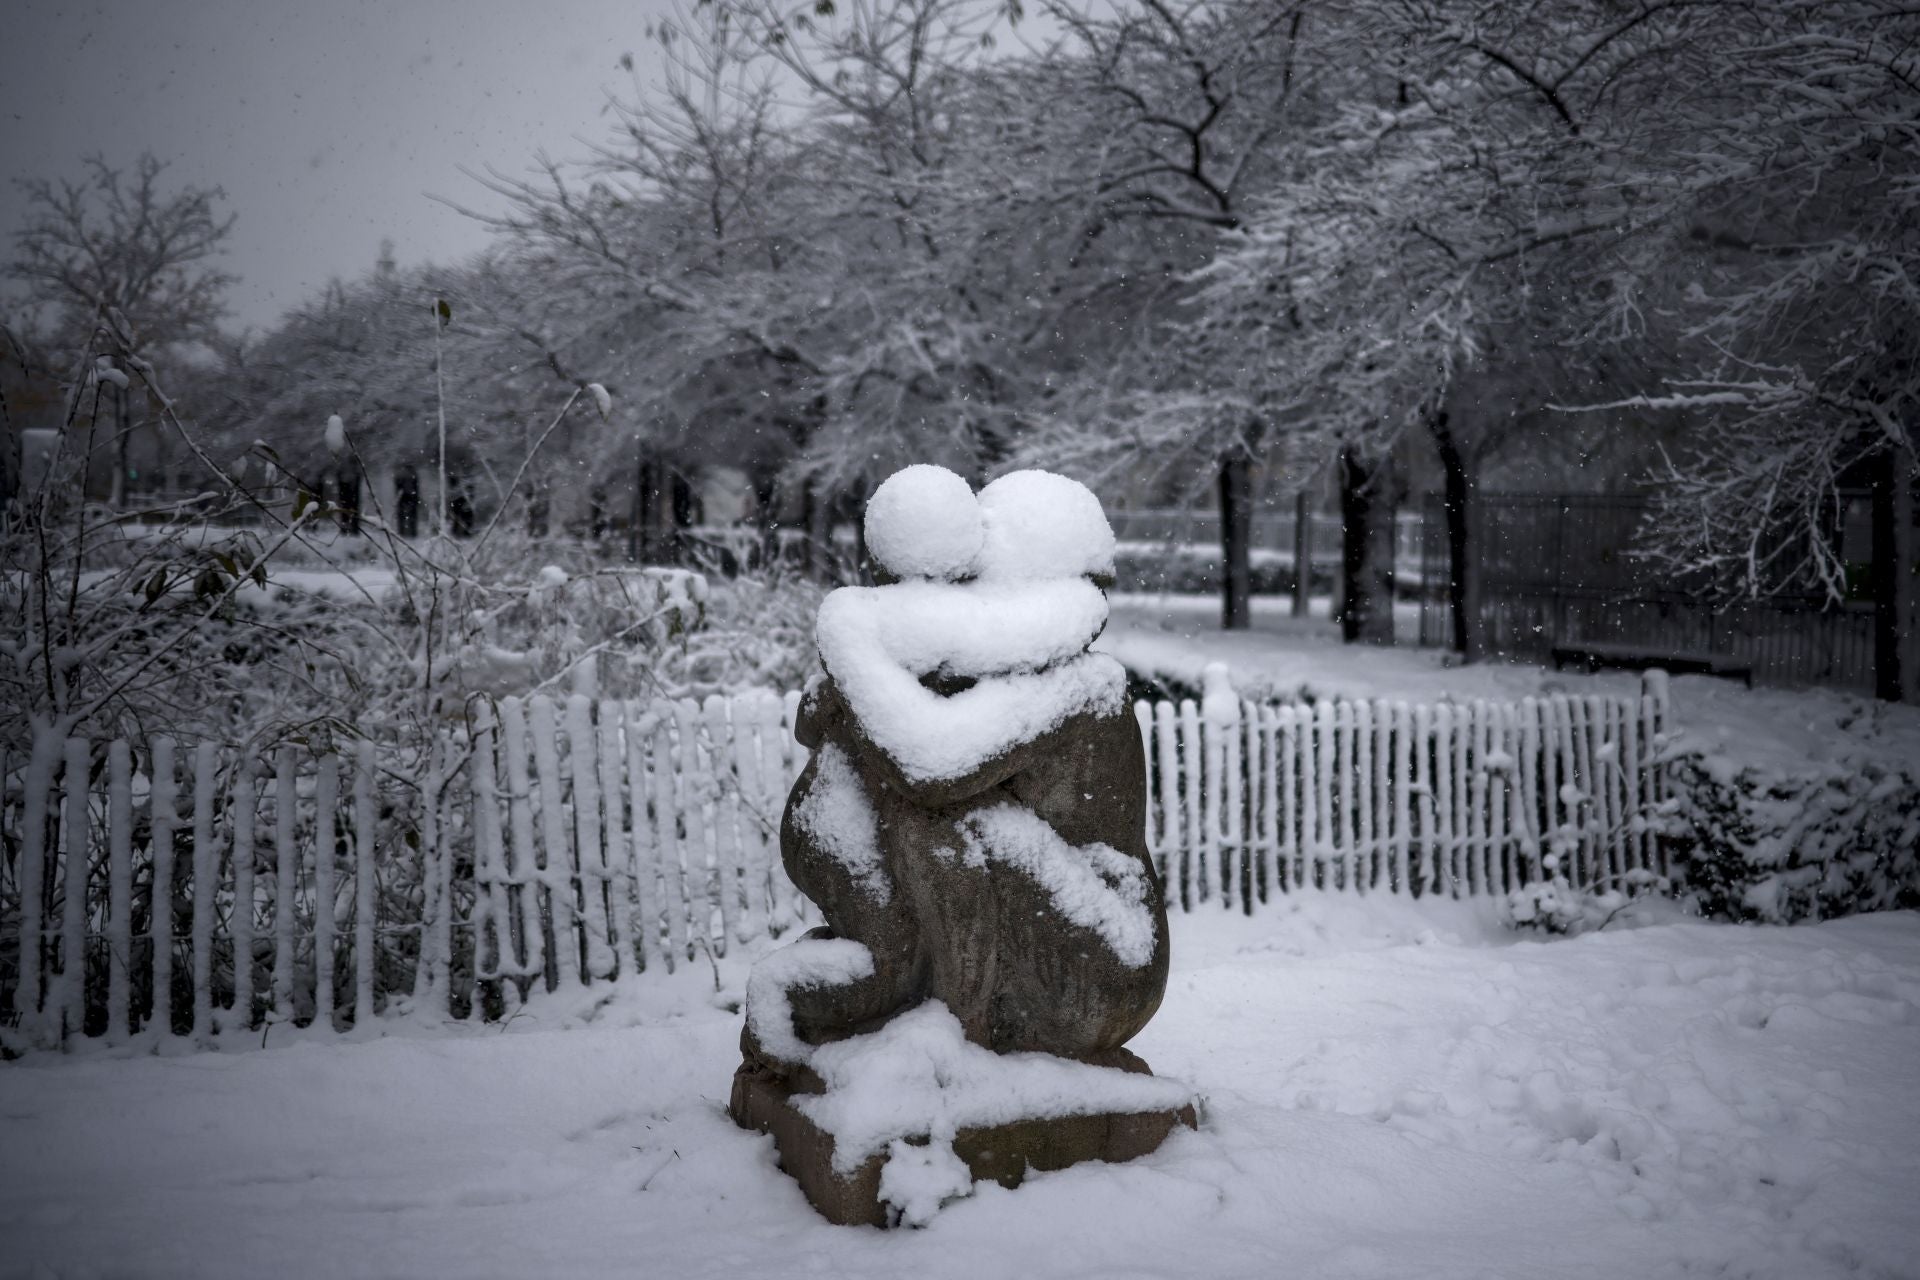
[1662,751,1920,924]
[1111,544,1305,596]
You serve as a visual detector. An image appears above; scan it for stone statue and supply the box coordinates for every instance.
[729,465,1193,1227]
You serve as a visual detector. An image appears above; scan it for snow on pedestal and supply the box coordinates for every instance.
[731,466,1191,1228]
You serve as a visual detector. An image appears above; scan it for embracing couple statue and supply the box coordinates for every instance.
[727,465,1193,1228]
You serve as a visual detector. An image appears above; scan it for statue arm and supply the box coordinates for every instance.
[849,708,1090,809]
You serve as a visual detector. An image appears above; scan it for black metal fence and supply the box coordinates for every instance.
[1418,494,1879,693]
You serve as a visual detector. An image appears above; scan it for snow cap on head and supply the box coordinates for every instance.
[975,469,1116,583]
[864,464,984,581]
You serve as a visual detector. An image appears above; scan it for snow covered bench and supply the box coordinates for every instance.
[1550,640,1753,687]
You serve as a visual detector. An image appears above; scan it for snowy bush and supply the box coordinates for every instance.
[652,568,822,699]
[1661,751,1920,925]
[1111,543,1300,596]
[1504,859,1669,937]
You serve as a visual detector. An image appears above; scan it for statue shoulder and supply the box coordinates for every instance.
[795,675,845,750]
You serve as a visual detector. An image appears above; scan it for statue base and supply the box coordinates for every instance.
[728,1046,1198,1227]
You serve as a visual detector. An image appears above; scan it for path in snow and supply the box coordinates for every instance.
[3,899,1916,1279]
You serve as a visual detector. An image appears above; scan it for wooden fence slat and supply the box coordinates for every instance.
[1378,700,1396,892]
[1464,701,1487,897]
[106,740,133,1046]
[703,695,747,948]
[1374,700,1393,893]
[313,754,338,1031]
[1431,705,1456,896]
[500,698,545,986]
[1607,697,1634,883]
[1200,699,1223,908]
[673,699,716,957]
[1488,700,1508,894]
[1494,703,1516,895]
[777,690,809,928]
[1332,700,1351,891]
[1410,704,1434,895]
[1644,672,1672,876]
[1540,695,1561,877]
[623,700,657,971]
[566,695,614,980]
[1222,701,1244,912]
[60,737,90,1041]
[651,702,685,968]
[597,699,632,971]
[1180,700,1203,909]
[413,737,450,1015]
[1391,702,1412,893]
[1355,699,1375,894]
[353,739,377,1028]
[1548,694,1577,883]
[231,761,256,1030]
[1278,706,1299,893]
[273,745,298,1025]
[1154,701,1180,891]
[1132,701,1158,865]
[1622,687,1646,874]
[1308,701,1331,890]
[1567,694,1596,889]
[530,696,578,986]
[468,704,506,992]
[150,738,178,1040]
[751,692,792,929]
[1258,704,1281,903]
[15,736,56,1043]
[1586,694,1609,889]
[191,740,218,1042]
[1589,693,1613,889]
[1517,698,1543,884]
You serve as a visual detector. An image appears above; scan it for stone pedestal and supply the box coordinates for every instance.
[729,1049,1197,1228]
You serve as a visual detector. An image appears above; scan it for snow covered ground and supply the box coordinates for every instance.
[5,898,1917,1279]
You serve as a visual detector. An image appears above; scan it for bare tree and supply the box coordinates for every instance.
[1021,0,1318,630]
[1604,0,1920,698]
[7,153,236,506]
[1176,0,1742,646]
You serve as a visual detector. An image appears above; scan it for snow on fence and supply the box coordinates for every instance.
[0,692,812,1052]
[1141,675,1675,913]
[0,676,1672,1049]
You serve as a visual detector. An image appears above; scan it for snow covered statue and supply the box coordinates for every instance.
[729,465,1196,1227]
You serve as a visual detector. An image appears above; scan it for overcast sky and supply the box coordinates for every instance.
[4,0,683,335]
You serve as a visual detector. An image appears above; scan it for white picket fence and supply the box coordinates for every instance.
[1143,676,1675,912]
[0,676,1673,1050]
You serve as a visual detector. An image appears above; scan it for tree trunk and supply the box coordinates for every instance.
[1430,411,1478,659]
[1291,488,1312,618]
[632,457,658,562]
[1872,446,1907,701]
[752,471,780,571]
[1219,455,1253,630]
[339,466,362,535]
[1338,447,1396,645]
[395,466,420,539]
[799,486,818,579]
[1899,456,1917,701]
[110,383,129,509]
[670,469,697,564]
[627,449,647,561]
